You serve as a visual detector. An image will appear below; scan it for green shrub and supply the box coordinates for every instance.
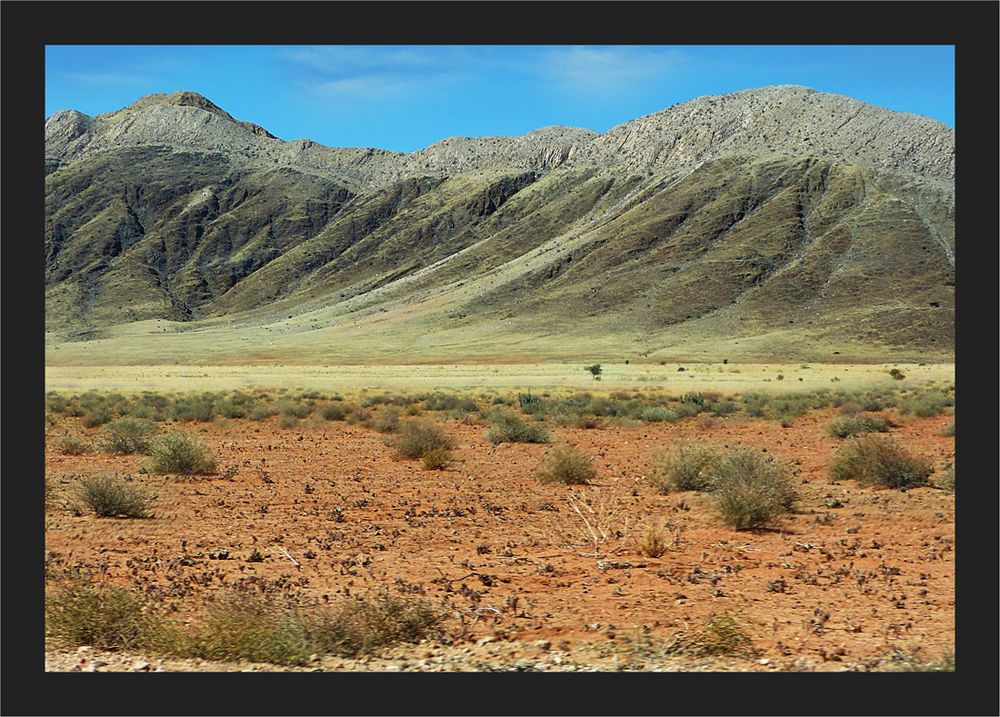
[46,581,172,651]
[898,391,953,418]
[486,410,549,444]
[829,435,932,489]
[148,432,217,475]
[423,393,479,413]
[321,403,351,421]
[711,448,795,530]
[77,475,155,518]
[172,395,216,422]
[99,418,158,454]
[639,406,679,423]
[59,433,93,455]
[648,444,721,494]
[365,406,401,434]
[278,399,312,419]
[249,403,277,421]
[826,414,891,438]
[940,420,955,437]
[81,409,111,428]
[392,420,454,460]
[534,445,596,485]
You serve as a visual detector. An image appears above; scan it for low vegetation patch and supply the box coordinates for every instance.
[147,432,217,475]
[829,435,932,489]
[648,444,721,494]
[669,612,757,658]
[391,420,454,463]
[485,410,550,444]
[184,589,443,665]
[77,475,155,518]
[534,445,596,485]
[710,448,795,530]
[58,433,93,455]
[99,418,158,454]
[825,414,891,438]
[46,581,173,652]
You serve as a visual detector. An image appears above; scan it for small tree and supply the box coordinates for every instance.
[585,364,602,381]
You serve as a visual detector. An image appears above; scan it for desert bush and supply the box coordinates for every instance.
[897,391,953,418]
[677,612,756,657]
[639,406,679,423]
[46,581,172,651]
[940,420,955,437]
[648,444,721,494]
[172,395,216,422]
[99,418,158,454]
[249,403,277,421]
[278,399,312,419]
[148,432,217,475]
[278,414,300,429]
[311,592,443,658]
[368,406,402,433]
[486,410,549,444]
[392,420,454,461]
[882,651,955,672]
[829,435,932,489]
[534,445,596,485]
[825,414,890,438]
[77,475,155,518]
[572,415,602,430]
[186,590,442,665]
[637,526,669,558]
[59,433,93,455]
[81,408,111,428]
[321,402,351,421]
[420,446,452,470]
[217,399,248,419]
[423,393,478,413]
[711,448,795,530]
[940,464,955,492]
[185,590,313,666]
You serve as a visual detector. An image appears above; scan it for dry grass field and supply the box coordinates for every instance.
[43,370,955,672]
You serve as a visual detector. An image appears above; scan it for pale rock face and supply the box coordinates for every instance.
[45,85,953,192]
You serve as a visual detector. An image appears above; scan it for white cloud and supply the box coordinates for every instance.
[542,47,687,94]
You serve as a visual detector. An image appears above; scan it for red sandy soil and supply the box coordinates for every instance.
[44,408,955,671]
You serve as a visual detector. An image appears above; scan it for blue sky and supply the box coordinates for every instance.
[46,45,954,153]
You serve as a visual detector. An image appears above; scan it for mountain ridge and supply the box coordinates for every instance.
[44,86,955,363]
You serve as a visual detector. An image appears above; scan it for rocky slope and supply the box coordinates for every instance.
[44,86,954,361]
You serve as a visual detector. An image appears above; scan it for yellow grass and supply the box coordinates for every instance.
[45,362,954,394]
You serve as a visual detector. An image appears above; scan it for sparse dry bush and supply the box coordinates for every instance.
[648,443,721,493]
[711,448,795,530]
[58,433,93,455]
[534,445,596,485]
[77,475,155,518]
[829,435,932,489]
[485,410,549,444]
[826,414,890,438]
[46,581,173,652]
[392,420,454,462]
[148,432,217,475]
[99,418,157,454]
[669,612,756,658]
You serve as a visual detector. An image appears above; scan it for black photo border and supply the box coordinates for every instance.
[2,2,997,715]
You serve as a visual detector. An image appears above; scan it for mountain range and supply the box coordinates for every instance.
[44,85,954,363]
